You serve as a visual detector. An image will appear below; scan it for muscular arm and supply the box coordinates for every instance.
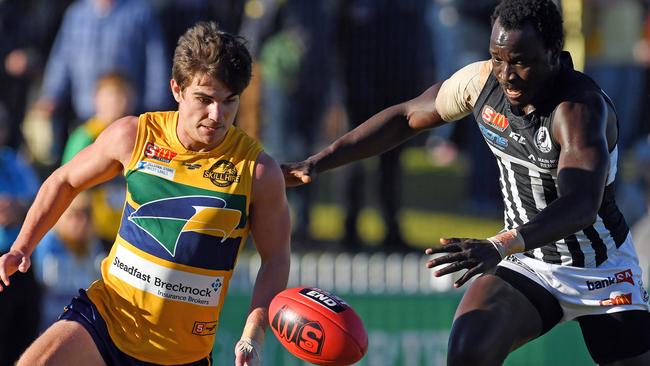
[0,116,137,289]
[518,92,610,248]
[240,152,291,346]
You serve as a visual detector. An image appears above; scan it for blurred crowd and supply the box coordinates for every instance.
[1,0,650,363]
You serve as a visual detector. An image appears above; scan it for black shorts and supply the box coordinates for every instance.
[496,266,650,364]
[59,289,213,366]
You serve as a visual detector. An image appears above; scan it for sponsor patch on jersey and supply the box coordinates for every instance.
[144,142,178,163]
[599,292,632,306]
[586,269,634,291]
[127,195,241,257]
[192,320,218,336]
[136,161,175,180]
[509,131,526,144]
[479,124,508,149]
[534,127,552,153]
[203,160,241,187]
[481,105,509,131]
[109,244,223,307]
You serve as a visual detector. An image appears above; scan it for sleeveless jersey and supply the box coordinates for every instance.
[473,53,629,268]
[86,111,263,364]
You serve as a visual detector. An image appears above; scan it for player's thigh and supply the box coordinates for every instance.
[578,310,650,365]
[453,271,558,351]
[17,319,105,366]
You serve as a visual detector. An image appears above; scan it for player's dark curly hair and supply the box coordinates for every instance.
[492,0,564,53]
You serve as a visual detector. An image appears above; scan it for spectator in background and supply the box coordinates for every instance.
[32,192,105,331]
[239,0,335,248]
[0,0,43,150]
[632,136,650,285]
[28,0,76,59]
[0,103,41,366]
[153,0,245,62]
[30,0,170,163]
[61,72,134,251]
[334,0,433,252]
[424,0,502,216]
[583,0,647,225]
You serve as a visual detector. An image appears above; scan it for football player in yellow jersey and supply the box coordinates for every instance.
[0,22,290,366]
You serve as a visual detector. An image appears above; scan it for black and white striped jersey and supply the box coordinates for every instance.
[472,54,629,268]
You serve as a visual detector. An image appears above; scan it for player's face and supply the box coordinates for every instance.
[172,74,240,151]
[489,18,557,112]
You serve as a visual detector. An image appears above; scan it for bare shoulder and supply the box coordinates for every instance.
[552,90,607,145]
[252,152,285,200]
[553,90,606,126]
[94,116,139,165]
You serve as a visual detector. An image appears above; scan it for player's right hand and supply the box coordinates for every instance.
[234,337,262,366]
[0,249,31,292]
[280,160,317,187]
[425,237,502,288]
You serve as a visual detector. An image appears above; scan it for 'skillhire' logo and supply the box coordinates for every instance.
[128,196,242,256]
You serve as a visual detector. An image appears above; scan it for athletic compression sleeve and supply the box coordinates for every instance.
[435,60,492,122]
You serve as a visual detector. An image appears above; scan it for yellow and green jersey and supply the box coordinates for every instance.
[86,111,262,364]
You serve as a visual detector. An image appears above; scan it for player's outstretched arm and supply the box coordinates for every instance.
[236,152,291,366]
[282,83,447,187]
[0,116,137,291]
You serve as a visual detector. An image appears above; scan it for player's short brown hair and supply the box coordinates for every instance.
[172,21,252,95]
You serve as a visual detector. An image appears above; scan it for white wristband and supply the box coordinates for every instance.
[487,229,526,258]
[487,237,507,259]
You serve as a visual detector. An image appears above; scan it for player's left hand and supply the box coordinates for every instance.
[425,237,502,288]
[280,160,316,187]
[234,337,262,366]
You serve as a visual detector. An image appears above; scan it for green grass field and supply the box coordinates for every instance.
[309,204,503,249]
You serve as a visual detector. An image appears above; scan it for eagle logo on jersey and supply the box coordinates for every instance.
[127,196,241,257]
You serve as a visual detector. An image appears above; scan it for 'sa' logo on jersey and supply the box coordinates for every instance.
[128,196,241,257]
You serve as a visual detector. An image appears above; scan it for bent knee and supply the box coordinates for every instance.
[447,335,506,366]
[446,313,512,366]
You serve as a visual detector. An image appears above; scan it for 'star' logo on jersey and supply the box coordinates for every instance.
[128,196,241,257]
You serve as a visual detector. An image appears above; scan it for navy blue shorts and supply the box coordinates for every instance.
[59,289,213,366]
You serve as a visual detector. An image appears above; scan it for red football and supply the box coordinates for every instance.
[269,287,368,365]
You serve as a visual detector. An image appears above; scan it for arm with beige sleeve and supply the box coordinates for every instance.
[435,60,526,257]
[434,60,492,122]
